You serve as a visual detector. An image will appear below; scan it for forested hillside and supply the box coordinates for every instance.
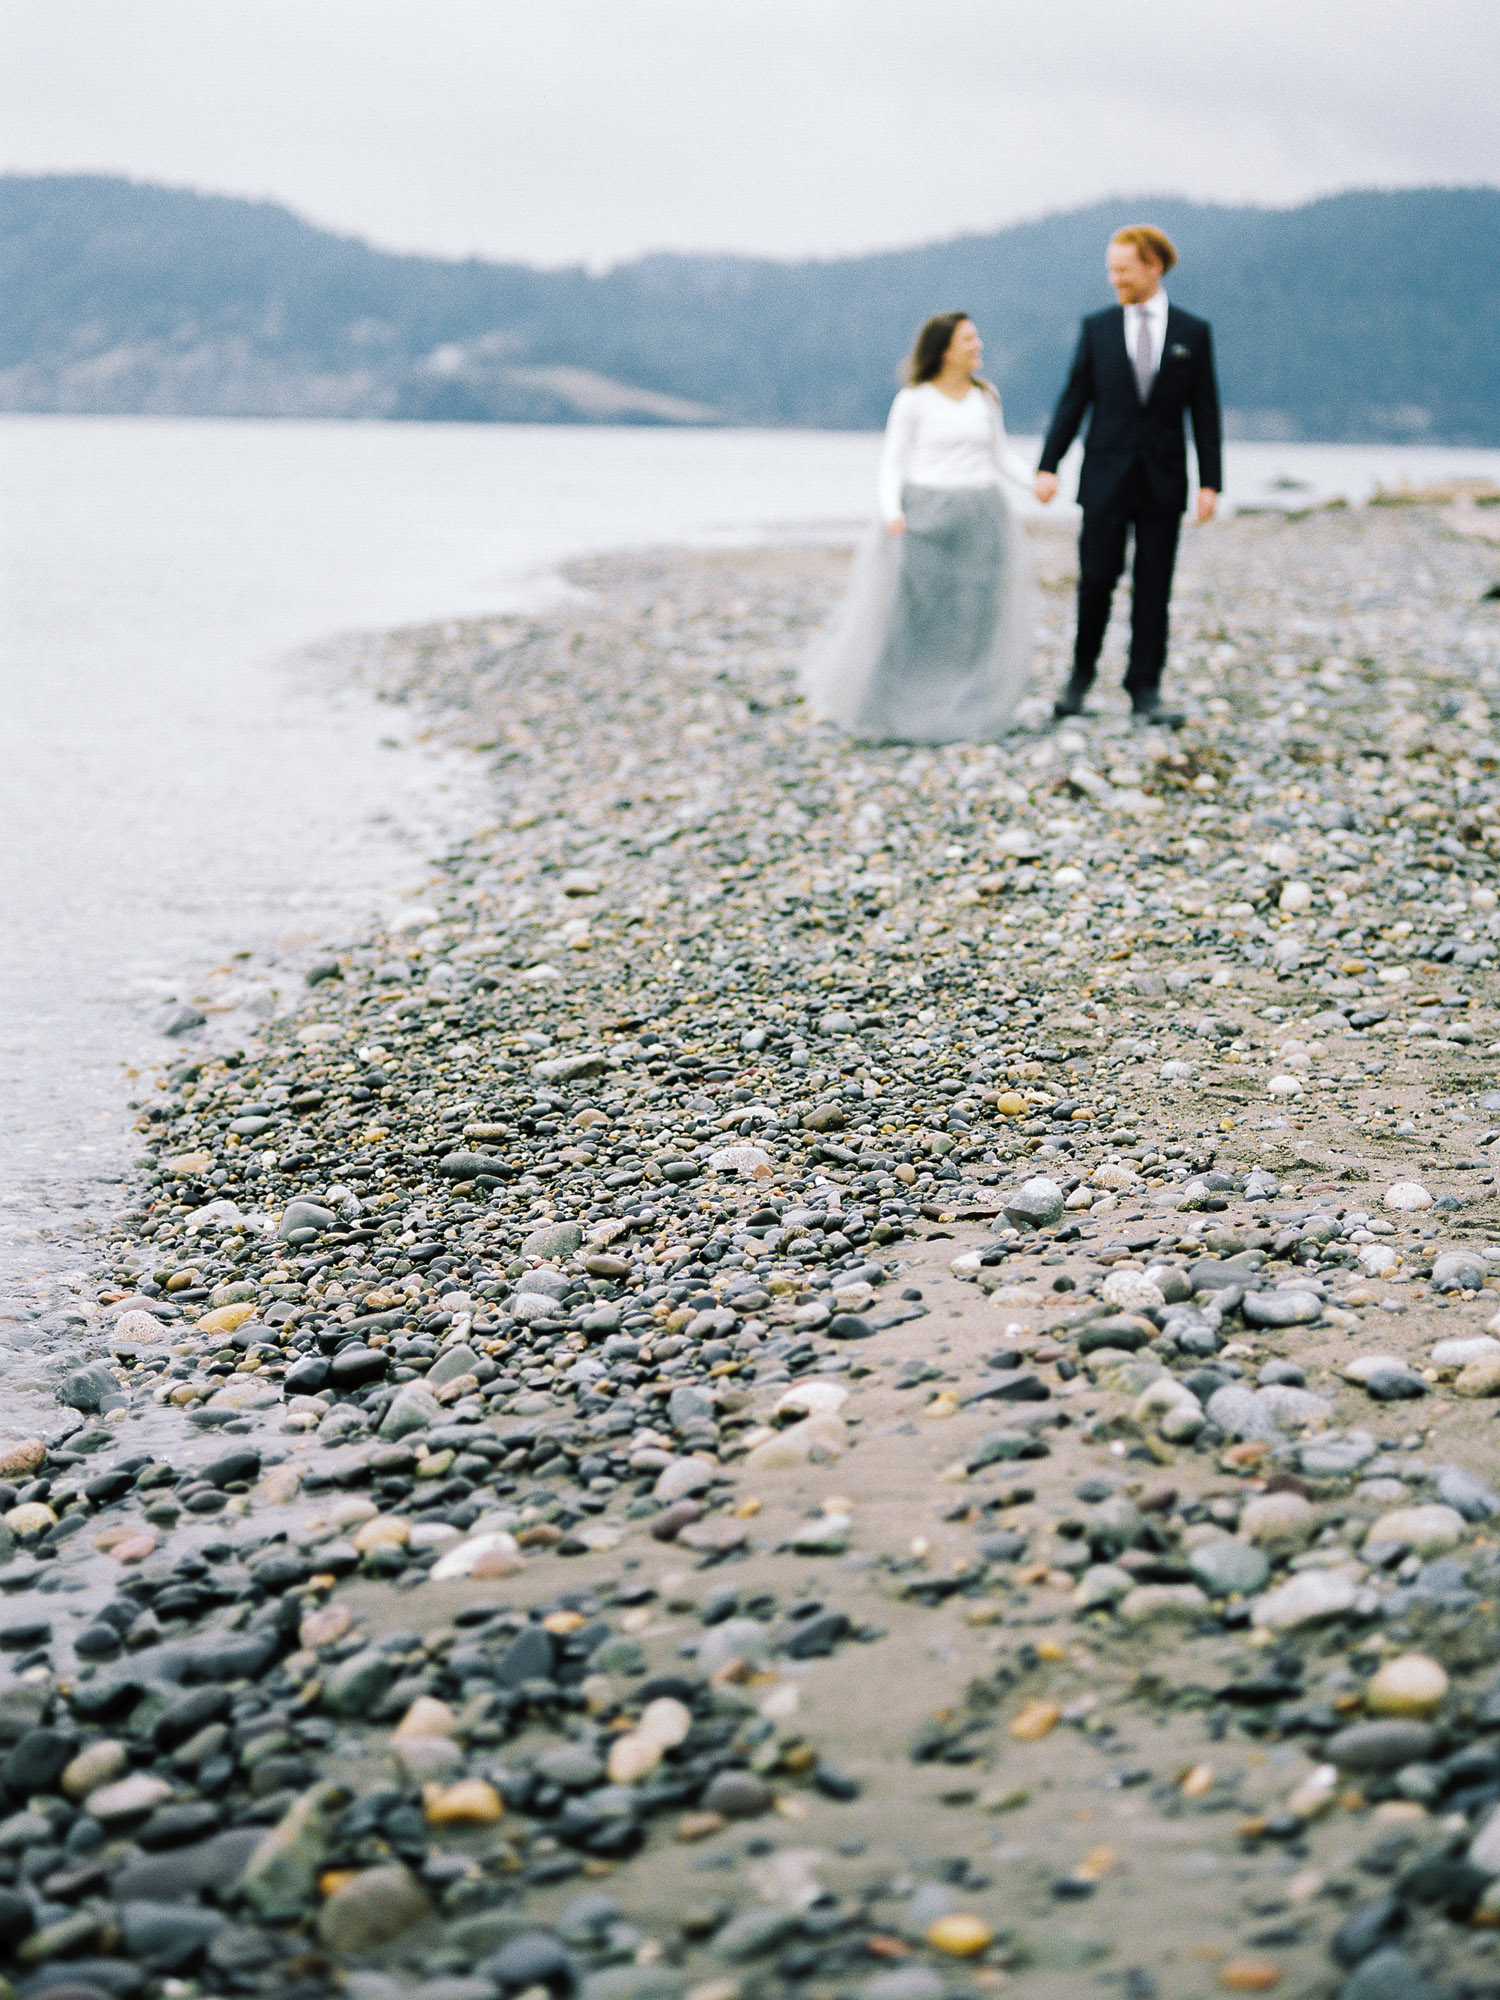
[2,175,1497,440]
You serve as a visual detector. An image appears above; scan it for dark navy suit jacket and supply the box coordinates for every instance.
[1038,303,1223,516]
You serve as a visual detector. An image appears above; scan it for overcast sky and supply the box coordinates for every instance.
[3,0,1496,268]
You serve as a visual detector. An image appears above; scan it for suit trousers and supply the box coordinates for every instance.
[1072,461,1183,698]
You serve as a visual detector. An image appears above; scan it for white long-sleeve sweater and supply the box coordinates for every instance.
[876,381,1033,523]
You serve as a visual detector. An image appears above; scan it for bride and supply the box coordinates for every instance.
[801,311,1034,743]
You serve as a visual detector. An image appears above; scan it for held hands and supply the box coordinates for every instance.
[1029,474,1216,519]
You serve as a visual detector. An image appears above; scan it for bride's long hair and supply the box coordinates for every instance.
[905,312,996,397]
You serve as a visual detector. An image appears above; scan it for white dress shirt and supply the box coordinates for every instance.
[1123,289,1169,380]
[877,382,1033,523]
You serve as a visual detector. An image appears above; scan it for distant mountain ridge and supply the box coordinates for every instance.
[2,175,1498,442]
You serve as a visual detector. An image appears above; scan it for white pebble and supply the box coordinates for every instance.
[1385,1181,1433,1211]
[1433,1335,1500,1367]
[772,1380,848,1420]
[1101,1269,1165,1311]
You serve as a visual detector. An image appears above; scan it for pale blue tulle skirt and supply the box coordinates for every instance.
[800,483,1032,743]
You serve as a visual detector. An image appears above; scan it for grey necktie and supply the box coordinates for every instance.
[1134,309,1155,402]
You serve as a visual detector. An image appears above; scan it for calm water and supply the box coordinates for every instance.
[2,414,1499,1335]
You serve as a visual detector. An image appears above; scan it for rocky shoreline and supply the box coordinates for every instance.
[5,506,1500,2000]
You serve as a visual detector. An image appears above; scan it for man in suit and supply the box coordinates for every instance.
[1036,225,1222,727]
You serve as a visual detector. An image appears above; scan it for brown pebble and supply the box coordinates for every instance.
[0,1438,46,1481]
[676,1811,728,1841]
[351,1515,409,1552]
[300,1603,353,1651]
[651,1499,704,1542]
[106,1533,157,1565]
[256,1464,302,1504]
[927,1914,994,1957]
[1222,1441,1270,1467]
[1219,1960,1281,1991]
[468,1546,528,1578]
[516,1522,564,1548]
[394,1696,455,1740]
[423,1779,501,1826]
[608,1732,664,1783]
[60,1739,128,1801]
[1009,1699,1061,1742]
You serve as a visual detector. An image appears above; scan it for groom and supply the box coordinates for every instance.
[1036,225,1222,727]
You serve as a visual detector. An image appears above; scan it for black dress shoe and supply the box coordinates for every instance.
[1131,694,1184,728]
[1052,677,1092,720]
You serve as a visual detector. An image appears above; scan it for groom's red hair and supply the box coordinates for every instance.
[1110,225,1178,273]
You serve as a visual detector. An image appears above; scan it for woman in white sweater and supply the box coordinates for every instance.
[802,312,1034,742]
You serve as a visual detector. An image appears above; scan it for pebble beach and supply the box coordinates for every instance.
[7,499,1500,2000]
